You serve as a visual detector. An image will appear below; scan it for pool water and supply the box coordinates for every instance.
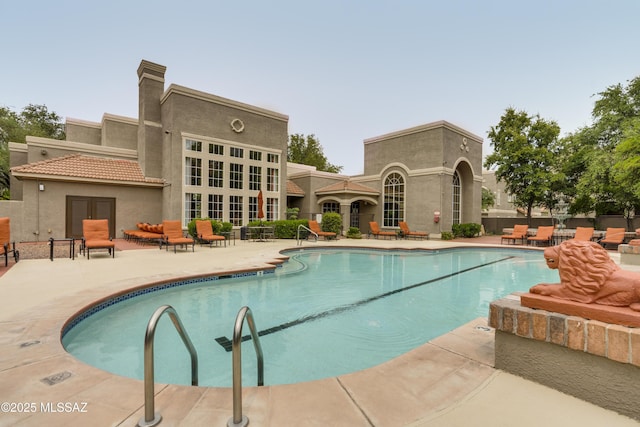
[62,248,557,387]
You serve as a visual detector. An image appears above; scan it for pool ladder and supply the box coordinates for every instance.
[137,305,264,427]
[296,224,318,246]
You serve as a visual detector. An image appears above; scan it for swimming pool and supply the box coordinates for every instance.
[62,247,557,387]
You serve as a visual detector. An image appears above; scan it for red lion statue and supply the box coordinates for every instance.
[530,240,640,311]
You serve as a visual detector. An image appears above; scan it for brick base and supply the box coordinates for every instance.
[489,294,640,366]
[490,294,640,420]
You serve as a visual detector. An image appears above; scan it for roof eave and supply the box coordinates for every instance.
[12,173,165,188]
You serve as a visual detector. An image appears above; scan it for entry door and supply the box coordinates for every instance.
[66,196,116,238]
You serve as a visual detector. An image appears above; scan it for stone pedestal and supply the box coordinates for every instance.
[619,242,640,266]
[489,294,640,421]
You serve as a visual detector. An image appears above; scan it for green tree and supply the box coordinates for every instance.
[484,107,562,222]
[0,104,65,199]
[565,76,640,219]
[481,187,495,211]
[287,133,343,173]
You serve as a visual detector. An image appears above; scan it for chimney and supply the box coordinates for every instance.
[137,60,166,178]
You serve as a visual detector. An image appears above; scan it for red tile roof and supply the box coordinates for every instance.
[286,180,305,196]
[11,154,164,185]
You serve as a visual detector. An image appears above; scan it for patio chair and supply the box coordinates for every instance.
[161,220,195,253]
[368,221,397,239]
[501,224,528,245]
[572,227,594,242]
[599,227,626,249]
[82,219,115,259]
[0,217,19,267]
[308,220,337,240]
[527,226,554,246]
[398,221,428,240]
[195,220,226,247]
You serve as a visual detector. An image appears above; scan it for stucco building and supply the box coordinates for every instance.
[4,60,483,242]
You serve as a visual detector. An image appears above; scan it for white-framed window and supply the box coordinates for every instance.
[229,195,243,226]
[208,194,223,221]
[184,193,201,226]
[209,143,223,155]
[182,135,281,225]
[267,197,278,221]
[185,157,202,186]
[249,166,261,191]
[209,160,223,187]
[383,172,404,227]
[185,139,202,152]
[249,196,258,221]
[267,168,279,192]
[452,171,461,225]
[230,163,243,189]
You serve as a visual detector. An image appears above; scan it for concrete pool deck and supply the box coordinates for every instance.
[0,237,638,426]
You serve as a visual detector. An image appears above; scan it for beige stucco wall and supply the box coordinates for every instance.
[101,114,138,150]
[358,121,483,234]
[65,119,101,146]
[159,86,289,222]
[16,180,162,242]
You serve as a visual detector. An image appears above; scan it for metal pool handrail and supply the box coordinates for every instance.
[297,224,318,245]
[138,305,198,427]
[228,306,264,427]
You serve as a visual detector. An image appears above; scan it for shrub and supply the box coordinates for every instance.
[451,223,481,238]
[286,207,299,220]
[346,227,362,239]
[441,231,454,240]
[321,212,342,235]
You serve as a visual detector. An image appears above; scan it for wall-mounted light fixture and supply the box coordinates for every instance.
[39,183,45,191]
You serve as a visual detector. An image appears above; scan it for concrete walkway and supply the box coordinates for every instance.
[0,237,638,426]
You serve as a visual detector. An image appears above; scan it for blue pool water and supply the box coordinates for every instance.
[62,247,558,387]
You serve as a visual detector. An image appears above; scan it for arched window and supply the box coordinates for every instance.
[383,172,404,227]
[452,171,461,225]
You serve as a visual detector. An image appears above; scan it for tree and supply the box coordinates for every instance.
[565,76,640,219]
[484,107,562,222]
[287,134,343,173]
[481,187,495,211]
[0,104,66,199]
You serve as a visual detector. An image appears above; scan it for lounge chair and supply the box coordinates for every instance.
[501,224,529,245]
[308,220,337,240]
[161,220,195,252]
[398,221,428,240]
[599,227,626,249]
[0,217,19,267]
[82,219,115,259]
[572,227,594,241]
[195,220,226,247]
[368,221,396,239]
[124,223,164,245]
[527,226,554,246]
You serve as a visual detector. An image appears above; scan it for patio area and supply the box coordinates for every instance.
[0,236,638,426]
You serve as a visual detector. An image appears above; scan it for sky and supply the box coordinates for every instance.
[2,0,640,175]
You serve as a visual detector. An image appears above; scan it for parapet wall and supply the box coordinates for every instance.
[489,294,640,421]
